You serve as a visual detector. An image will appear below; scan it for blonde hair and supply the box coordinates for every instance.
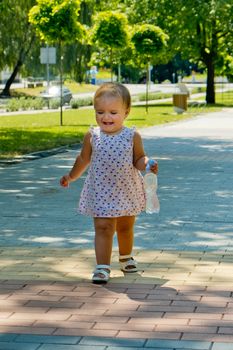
[94,82,131,110]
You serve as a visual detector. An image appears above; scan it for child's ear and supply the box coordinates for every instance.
[125,108,130,118]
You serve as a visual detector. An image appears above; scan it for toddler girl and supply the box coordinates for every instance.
[60,82,158,283]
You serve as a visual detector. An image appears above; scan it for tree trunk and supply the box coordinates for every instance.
[0,59,23,97]
[146,61,150,113]
[59,41,63,126]
[0,34,35,97]
[110,47,113,82]
[205,55,215,104]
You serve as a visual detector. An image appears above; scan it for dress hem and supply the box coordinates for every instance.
[78,208,145,218]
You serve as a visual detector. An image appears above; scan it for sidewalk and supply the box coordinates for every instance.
[0,108,233,349]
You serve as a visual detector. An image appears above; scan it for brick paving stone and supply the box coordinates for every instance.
[163,312,223,320]
[39,345,106,350]
[69,315,129,323]
[0,312,14,319]
[0,326,56,335]
[0,333,18,341]
[212,343,233,350]
[145,339,211,349]
[34,320,95,329]
[105,310,164,318]
[128,317,189,325]
[92,322,155,332]
[0,109,233,348]
[0,343,41,350]
[0,319,34,327]
[189,320,233,327]
[108,348,159,350]
[182,333,233,342]
[54,328,118,337]
[15,334,81,344]
[155,325,217,334]
[8,312,72,321]
[79,336,146,347]
[218,327,233,334]
[49,307,107,316]
[117,331,181,339]
[222,314,233,321]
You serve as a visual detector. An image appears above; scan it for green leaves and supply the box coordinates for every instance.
[92,11,129,49]
[29,0,85,44]
[131,24,168,61]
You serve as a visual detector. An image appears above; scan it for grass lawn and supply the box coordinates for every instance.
[0,89,232,159]
[0,103,213,159]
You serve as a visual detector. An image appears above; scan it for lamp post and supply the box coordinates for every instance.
[59,42,63,126]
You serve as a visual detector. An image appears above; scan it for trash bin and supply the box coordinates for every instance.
[173,93,188,114]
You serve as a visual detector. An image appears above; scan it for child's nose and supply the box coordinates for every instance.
[103,112,111,119]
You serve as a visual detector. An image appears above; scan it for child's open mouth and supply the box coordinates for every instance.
[103,122,114,125]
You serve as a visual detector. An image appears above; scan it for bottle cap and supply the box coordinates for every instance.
[146,159,157,172]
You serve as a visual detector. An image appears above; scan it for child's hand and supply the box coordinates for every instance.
[60,175,70,188]
[146,159,158,174]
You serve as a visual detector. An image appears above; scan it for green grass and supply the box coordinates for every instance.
[0,103,218,159]
[216,90,233,106]
[1,87,232,159]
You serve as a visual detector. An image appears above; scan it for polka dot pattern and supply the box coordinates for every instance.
[79,127,146,217]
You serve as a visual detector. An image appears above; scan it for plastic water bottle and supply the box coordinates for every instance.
[144,159,160,214]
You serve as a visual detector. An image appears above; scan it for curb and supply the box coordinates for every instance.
[0,143,81,166]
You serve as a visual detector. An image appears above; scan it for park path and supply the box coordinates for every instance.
[0,108,233,349]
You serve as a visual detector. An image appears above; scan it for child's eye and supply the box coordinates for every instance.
[111,111,117,114]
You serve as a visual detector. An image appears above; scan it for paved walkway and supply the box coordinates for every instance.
[0,108,233,349]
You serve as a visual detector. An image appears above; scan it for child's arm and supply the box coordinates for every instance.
[133,131,158,174]
[60,132,92,187]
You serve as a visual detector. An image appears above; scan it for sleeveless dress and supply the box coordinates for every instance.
[79,126,146,217]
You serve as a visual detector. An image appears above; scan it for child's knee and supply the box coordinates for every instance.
[94,218,116,237]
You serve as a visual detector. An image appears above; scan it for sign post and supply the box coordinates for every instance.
[40,46,56,87]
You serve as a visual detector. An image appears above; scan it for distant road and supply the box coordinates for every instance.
[1,81,232,91]
[1,81,232,101]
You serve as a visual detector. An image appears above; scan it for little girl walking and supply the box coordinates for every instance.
[60,82,158,284]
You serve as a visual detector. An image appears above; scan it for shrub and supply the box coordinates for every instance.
[138,92,160,101]
[19,97,33,110]
[6,97,46,112]
[71,97,93,109]
[49,99,60,109]
[6,98,21,112]
[33,98,46,110]
[70,98,79,109]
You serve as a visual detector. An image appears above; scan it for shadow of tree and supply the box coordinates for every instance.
[0,250,232,342]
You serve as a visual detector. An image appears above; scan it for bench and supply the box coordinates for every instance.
[26,81,43,88]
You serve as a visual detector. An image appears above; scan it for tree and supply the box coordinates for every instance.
[91,11,129,81]
[0,0,37,97]
[131,24,168,112]
[29,0,86,125]
[126,0,233,104]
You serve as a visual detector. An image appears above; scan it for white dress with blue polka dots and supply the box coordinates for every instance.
[79,126,146,217]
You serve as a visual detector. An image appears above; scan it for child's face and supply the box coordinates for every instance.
[94,96,130,134]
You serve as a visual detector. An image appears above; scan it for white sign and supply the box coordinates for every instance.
[40,47,56,64]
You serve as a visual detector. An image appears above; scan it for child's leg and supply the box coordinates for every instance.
[94,217,116,265]
[116,216,135,256]
[116,216,137,272]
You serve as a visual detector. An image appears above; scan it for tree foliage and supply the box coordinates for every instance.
[29,0,85,44]
[132,24,168,111]
[92,11,128,49]
[91,11,129,79]
[131,24,168,62]
[126,0,233,103]
[1,0,233,104]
